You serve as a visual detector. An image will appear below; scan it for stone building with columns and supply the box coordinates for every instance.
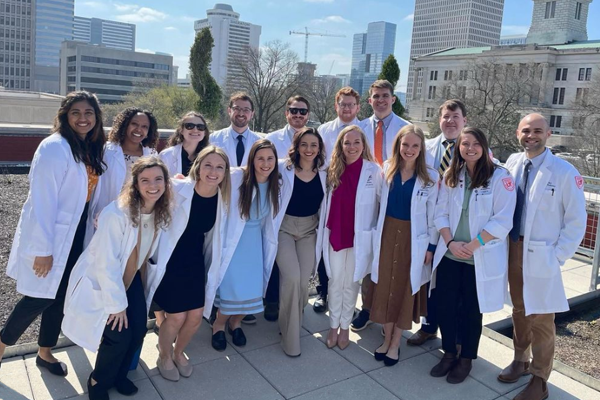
[408,0,597,144]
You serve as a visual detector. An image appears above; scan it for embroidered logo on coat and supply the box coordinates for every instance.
[502,177,515,191]
[575,176,584,190]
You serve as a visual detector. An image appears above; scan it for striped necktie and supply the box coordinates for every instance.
[438,140,455,176]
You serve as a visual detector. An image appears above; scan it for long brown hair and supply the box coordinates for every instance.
[166,111,210,157]
[238,139,280,220]
[119,156,172,229]
[445,127,497,189]
[285,127,325,171]
[52,91,106,175]
[327,125,375,190]
[108,107,159,149]
[386,125,433,187]
[189,146,231,207]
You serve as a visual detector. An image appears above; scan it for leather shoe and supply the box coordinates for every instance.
[313,294,327,313]
[383,347,400,367]
[514,375,549,400]
[407,329,437,346]
[374,344,387,361]
[498,360,531,383]
[156,357,180,382]
[211,330,227,351]
[173,357,193,378]
[337,328,350,350]
[326,328,338,349]
[228,326,247,347]
[115,377,138,396]
[447,358,472,384]
[87,373,109,400]
[36,355,68,376]
[430,352,457,377]
[264,302,279,321]
[241,314,257,324]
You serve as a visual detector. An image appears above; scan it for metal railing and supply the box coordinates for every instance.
[579,176,600,291]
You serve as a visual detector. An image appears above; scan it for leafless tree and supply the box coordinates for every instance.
[306,76,340,124]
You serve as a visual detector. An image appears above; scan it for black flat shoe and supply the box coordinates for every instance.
[374,344,387,361]
[36,355,67,376]
[115,377,138,396]
[228,326,247,347]
[384,349,400,367]
[211,331,227,351]
[87,373,109,400]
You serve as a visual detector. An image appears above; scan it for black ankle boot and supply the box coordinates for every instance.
[87,373,109,400]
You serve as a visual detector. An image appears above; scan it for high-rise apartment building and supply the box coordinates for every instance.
[194,3,261,87]
[350,21,396,95]
[406,0,504,113]
[0,0,35,90]
[73,16,135,51]
[34,0,74,93]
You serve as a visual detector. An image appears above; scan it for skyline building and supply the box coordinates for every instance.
[350,21,396,95]
[73,16,135,51]
[406,0,505,112]
[194,3,261,88]
[0,0,35,90]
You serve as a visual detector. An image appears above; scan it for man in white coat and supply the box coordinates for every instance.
[499,114,586,400]
[210,92,262,168]
[407,99,467,346]
[350,79,410,331]
[266,95,311,159]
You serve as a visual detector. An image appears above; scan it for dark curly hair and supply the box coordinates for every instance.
[165,111,210,157]
[108,107,159,149]
[285,127,325,172]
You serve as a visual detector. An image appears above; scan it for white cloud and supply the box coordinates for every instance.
[115,6,167,23]
[311,15,350,24]
[164,26,177,31]
[403,13,414,21]
[114,3,138,12]
[81,1,106,9]
[501,25,529,35]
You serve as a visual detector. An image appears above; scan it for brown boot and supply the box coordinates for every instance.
[447,358,472,384]
[407,329,437,346]
[498,360,531,383]
[430,352,457,377]
[513,375,549,400]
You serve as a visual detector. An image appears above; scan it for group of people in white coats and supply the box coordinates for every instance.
[0,79,587,400]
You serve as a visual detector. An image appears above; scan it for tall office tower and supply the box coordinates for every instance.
[34,0,74,93]
[406,0,504,113]
[73,16,135,51]
[0,0,35,90]
[194,3,261,87]
[349,21,397,95]
[526,0,592,45]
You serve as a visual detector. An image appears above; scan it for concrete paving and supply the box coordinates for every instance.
[1,256,599,400]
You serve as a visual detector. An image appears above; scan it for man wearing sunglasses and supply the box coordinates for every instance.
[210,92,262,168]
[266,96,311,159]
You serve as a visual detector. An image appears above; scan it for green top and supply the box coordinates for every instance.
[445,173,474,265]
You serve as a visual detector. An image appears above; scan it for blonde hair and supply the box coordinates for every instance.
[386,125,433,188]
[327,125,374,190]
[188,145,231,207]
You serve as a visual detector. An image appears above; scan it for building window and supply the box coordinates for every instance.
[426,107,435,118]
[428,86,437,100]
[545,1,556,19]
[430,70,438,81]
[552,88,565,105]
[458,70,468,81]
[444,70,452,81]
[555,68,568,81]
[575,2,583,20]
[576,88,589,103]
[586,68,592,81]
[458,86,467,99]
[550,115,562,128]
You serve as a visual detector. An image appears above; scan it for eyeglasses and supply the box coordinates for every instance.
[183,123,207,131]
[337,103,357,109]
[231,106,253,114]
[288,108,309,116]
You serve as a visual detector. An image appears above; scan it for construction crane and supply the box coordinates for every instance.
[289,27,346,63]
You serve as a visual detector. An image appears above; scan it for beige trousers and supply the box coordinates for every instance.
[276,214,318,356]
[328,245,360,330]
[509,240,556,381]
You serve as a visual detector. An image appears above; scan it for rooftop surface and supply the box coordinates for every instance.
[425,40,600,58]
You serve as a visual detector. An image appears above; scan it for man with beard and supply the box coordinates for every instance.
[210,92,262,167]
[266,96,311,159]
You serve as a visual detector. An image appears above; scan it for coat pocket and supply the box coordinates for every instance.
[477,239,508,280]
[526,241,560,278]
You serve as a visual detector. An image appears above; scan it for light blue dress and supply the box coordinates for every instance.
[216,181,270,315]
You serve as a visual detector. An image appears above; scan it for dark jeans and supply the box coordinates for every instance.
[421,281,439,334]
[436,256,482,360]
[93,272,147,388]
[316,257,328,297]
[265,262,280,305]
[0,202,89,347]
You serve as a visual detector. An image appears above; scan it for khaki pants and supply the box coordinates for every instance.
[328,246,360,330]
[276,215,318,356]
[509,240,556,381]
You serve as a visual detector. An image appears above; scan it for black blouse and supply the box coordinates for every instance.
[286,173,324,217]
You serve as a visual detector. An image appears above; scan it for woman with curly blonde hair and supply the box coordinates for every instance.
[62,156,172,400]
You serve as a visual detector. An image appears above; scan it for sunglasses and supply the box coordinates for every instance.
[288,108,309,116]
[183,123,207,131]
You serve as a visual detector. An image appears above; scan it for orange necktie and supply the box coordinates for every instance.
[375,120,384,165]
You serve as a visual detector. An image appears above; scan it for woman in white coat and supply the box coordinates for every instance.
[323,125,382,350]
[275,127,326,357]
[63,157,172,400]
[0,91,106,375]
[370,125,439,367]
[212,139,281,351]
[159,111,210,177]
[430,127,516,384]
[152,146,230,382]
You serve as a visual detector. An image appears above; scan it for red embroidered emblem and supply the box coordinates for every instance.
[575,176,584,190]
[502,177,515,191]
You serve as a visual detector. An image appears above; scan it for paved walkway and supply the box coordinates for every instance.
[1,256,599,400]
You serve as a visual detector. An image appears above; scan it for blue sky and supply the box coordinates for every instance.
[76,0,600,91]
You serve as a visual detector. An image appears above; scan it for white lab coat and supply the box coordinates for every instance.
[7,134,95,299]
[152,178,228,319]
[372,163,440,295]
[318,117,360,163]
[265,125,296,160]
[62,201,163,352]
[505,151,587,315]
[92,142,156,220]
[322,160,383,282]
[210,126,262,167]
[221,169,282,296]
[432,167,517,313]
[276,160,327,271]
[425,134,445,171]
[359,113,410,161]
[159,143,183,176]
